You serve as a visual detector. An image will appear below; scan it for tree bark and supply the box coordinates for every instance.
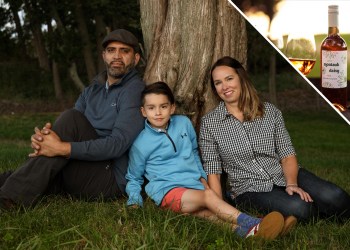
[140,0,247,128]
[23,0,50,72]
[52,60,63,99]
[73,0,97,81]
[69,62,85,92]
[8,2,26,57]
[50,5,65,32]
[50,3,86,92]
[47,17,63,100]
[94,14,106,73]
[31,23,51,72]
[268,51,277,105]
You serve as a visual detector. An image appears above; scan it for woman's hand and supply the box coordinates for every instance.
[285,185,313,202]
[281,156,313,202]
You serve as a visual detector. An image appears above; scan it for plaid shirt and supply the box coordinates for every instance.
[199,102,296,197]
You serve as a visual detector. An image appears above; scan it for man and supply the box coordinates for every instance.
[0,29,145,209]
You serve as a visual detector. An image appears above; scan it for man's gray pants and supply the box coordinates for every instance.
[0,109,120,207]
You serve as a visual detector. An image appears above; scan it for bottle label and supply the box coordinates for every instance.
[321,50,347,88]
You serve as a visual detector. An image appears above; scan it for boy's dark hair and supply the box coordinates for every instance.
[141,81,175,105]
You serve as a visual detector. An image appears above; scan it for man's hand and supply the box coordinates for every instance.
[30,122,52,156]
[29,126,71,158]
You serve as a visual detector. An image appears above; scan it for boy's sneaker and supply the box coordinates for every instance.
[245,211,284,240]
[281,215,297,236]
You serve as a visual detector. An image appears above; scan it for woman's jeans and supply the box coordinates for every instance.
[230,168,350,221]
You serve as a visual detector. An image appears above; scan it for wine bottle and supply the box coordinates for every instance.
[321,5,348,111]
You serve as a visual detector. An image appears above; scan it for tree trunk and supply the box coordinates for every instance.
[52,60,63,99]
[50,4,86,92]
[31,23,51,72]
[268,51,277,105]
[47,18,64,101]
[95,14,106,73]
[73,0,97,81]
[50,5,65,32]
[69,62,85,92]
[140,0,247,129]
[23,0,50,71]
[9,2,26,57]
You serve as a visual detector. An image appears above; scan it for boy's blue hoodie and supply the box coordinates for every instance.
[126,115,207,206]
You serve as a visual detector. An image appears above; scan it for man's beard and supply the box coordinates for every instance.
[106,60,135,79]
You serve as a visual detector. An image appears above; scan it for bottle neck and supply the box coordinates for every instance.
[328,27,339,35]
[328,11,339,35]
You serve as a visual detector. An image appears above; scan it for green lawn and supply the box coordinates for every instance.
[0,112,349,249]
[284,111,350,193]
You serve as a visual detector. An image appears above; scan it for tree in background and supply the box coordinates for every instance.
[2,0,300,120]
[0,0,141,101]
[0,0,248,122]
[140,0,247,128]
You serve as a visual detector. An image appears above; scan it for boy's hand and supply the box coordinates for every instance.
[200,177,210,189]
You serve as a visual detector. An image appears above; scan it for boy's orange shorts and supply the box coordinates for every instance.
[160,187,187,212]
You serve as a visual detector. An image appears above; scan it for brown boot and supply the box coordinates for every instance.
[281,215,297,236]
[245,211,284,240]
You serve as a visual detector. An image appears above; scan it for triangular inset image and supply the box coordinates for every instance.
[228,0,350,125]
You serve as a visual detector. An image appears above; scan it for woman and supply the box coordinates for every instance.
[199,56,350,221]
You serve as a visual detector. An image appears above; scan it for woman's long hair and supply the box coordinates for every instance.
[210,56,264,121]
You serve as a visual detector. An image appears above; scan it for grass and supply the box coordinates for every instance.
[284,111,350,194]
[0,112,350,249]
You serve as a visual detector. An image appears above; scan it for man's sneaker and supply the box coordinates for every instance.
[245,211,284,240]
[281,215,297,236]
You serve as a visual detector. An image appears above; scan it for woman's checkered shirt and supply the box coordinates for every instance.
[199,102,296,198]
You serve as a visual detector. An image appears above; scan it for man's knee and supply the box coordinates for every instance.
[54,109,83,128]
[53,109,96,141]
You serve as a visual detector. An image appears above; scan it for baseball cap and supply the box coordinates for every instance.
[102,29,140,52]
